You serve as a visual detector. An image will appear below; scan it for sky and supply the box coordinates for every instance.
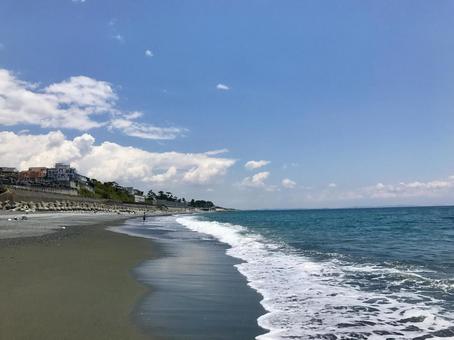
[1,0,454,209]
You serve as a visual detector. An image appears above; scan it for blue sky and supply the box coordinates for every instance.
[1,0,454,209]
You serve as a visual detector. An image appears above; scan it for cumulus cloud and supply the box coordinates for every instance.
[145,49,153,57]
[0,71,110,130]
[0,68,184,140]
[245,160,270,170]
[328,183,337,188]
[282,178,296,189]
[216,83,230,91]
[0,131,235,186]
[241,171,270,188]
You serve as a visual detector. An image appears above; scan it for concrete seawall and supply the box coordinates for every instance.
[1,187,112,203]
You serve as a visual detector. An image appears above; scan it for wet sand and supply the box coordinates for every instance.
[0,216,155,340]
[114,216,267,340]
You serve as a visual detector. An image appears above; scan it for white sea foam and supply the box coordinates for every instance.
[176,215,454,340]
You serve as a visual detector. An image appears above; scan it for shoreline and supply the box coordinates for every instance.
[0,214,159,340]
[115,214,267,339]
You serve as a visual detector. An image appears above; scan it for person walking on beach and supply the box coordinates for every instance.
[143,212,146,222]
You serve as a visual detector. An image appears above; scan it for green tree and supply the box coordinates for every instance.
[147,189,156,199]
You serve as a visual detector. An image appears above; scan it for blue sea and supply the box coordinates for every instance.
[114,207,454,339]
[178,207,454,339]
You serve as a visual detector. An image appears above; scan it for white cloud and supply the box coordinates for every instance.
[0,70,111,130]
[145,49,154,57]
[0,131,235,186]
[363,178,454,199]
[282,178,296,189]
[216,83,230,91]
[328,183,337,188]
[204,148,229,156]
[109,118,185,140]
[72,0,86,3]
[0,68,185,140]
[303,176,454,205]
[46,75,117,114]
[113,34,124,43]
[241,171,270,188]
[245,160,270,170]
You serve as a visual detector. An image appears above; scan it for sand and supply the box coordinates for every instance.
[0,212,148,239]
[0,216,154,340]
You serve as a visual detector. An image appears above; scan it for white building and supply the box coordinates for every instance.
[134,195,146,203]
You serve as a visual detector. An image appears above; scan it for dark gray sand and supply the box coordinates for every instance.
[0,217,153,340]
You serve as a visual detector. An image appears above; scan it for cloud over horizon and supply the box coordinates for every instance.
[0,130,235,188]
[298,176,454,206]
[3,128,454,208]
[364,178,454,199]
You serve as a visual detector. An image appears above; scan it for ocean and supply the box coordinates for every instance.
[115,207,454,339]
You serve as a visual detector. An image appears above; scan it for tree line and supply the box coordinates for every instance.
[146,190,214,208]
[79,182,215,208]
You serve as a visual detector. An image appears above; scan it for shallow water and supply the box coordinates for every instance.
[112,215,266,339]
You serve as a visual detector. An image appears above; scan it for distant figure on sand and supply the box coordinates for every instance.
[143,212,146,222]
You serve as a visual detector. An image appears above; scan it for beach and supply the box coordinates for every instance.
[0,213,154,340]
[0,212,267,340]
[3,207,452,340]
